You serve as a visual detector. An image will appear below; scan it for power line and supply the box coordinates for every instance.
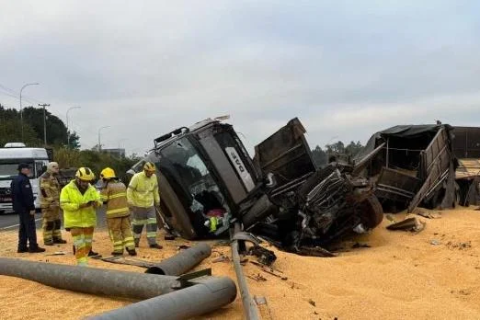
[0,82,46,105]
[0,90,18,99]
[0,83,18,95]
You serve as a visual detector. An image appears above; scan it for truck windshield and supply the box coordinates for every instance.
[160,137,229,215]
[0,163,34,179]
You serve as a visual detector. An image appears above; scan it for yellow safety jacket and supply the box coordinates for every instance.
[100,180,130,218]
[60,180,102,228]
[39,171,60,209]
[127,172,160,208]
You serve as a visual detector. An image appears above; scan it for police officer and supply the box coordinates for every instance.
[11,163,45,253]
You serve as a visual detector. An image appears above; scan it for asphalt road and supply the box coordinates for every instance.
[0,208,107,231]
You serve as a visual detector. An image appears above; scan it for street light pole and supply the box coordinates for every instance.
[19,82,39,142]
[98,126,110,152]
[66,106,81,148]
[38,103,50,147]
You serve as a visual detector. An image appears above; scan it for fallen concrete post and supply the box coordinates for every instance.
[86,276,237,320]
[0,258,178,300]
[145,243,211,276]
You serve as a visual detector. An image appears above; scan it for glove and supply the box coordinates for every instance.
[79,202,92,209]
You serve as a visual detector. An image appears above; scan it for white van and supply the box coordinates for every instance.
[0,145,50,213]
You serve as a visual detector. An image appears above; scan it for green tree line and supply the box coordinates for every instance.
[0,104,79,148]
[311,140,364,168]
[54,148,140,182]
[0,103,140,180]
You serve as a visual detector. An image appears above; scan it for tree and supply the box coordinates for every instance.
[67,131,80,150]
[0,104,81,149]
[325,141,345,155]
[53,147,140,182]
[0,105,42,146]
[311,145,327,168]
[23,106,68,146]
[323,140,364,164]
[345,141,364,157]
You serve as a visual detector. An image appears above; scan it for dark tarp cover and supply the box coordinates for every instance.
[355,124,452,162]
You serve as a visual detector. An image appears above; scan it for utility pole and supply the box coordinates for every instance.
[38,103,50,147]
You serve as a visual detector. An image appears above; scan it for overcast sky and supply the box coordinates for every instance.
[1,0,479,156]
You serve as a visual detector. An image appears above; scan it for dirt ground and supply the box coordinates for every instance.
[2,206,480,320]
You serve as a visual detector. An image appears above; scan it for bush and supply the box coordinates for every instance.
[53,147,140,181]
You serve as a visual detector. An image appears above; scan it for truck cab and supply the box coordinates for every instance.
[0,144,50,213]
[129,118,261,239]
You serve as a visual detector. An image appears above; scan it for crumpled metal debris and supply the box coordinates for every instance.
[248,245,276,266]
[386,217,426,233]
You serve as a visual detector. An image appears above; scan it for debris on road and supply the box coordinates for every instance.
[386,217,426,233]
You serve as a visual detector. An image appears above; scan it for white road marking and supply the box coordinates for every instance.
[0,218,42,230]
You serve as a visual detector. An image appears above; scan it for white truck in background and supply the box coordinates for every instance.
[0,143,50,213]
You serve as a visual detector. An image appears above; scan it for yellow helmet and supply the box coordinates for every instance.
[143,162,156,172]
[100,167,116,180]
[75,167,95,182]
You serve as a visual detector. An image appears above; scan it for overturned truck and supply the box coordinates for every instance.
[129,118,383,254]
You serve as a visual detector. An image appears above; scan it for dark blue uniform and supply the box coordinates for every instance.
[11,172,39,252]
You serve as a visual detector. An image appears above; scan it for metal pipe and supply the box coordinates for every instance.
[231,223,260,320]
[145,243,211,276]
[87,276,237,320]
[0,258,178,300]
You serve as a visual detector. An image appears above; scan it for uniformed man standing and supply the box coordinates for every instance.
[11,163,45,253]
[39,162,67,246]
[127,162,162,249]
[100,167,137,256]
[60,167,102,266]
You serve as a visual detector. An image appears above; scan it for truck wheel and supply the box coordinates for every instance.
[356,195,384,229]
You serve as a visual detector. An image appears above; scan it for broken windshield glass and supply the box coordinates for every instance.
[160,137,229,217]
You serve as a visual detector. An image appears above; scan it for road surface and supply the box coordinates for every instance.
[0,208,107,231]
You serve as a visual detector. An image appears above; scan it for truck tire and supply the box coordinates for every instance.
[356,194,384,229]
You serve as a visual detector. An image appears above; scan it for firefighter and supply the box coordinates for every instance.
[11,163,45,253]
[100,167,137,256]
[39,162,67,246]
[127,162,162,249]
[60,167,102,266]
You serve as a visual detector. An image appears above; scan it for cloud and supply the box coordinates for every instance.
[1,0,480,158]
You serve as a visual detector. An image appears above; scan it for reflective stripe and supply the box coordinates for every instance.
[106,207,129,215]
[147,218,157,223]
[132,219,147,225]
[77,259,88,266]
[146,232,157,237]
[108,192,127,200]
